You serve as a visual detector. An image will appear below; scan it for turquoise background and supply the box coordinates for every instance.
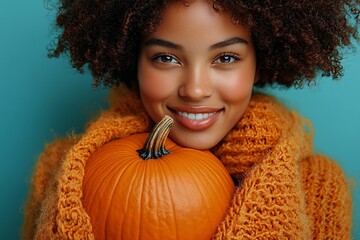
[1,1,359,239]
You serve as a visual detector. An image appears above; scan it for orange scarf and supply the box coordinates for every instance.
[23,85,351,239]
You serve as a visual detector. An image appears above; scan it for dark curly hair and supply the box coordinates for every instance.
[48,0,360,89]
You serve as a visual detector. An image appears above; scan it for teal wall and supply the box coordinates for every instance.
[1,1,359,239]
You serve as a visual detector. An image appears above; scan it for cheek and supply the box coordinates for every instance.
[138,61,173,103]
[215,69,255,104]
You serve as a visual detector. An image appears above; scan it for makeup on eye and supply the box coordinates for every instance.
[152,54,181,65]
[145,36,247,66]
[151,52,241,65]
[213,53,241,64]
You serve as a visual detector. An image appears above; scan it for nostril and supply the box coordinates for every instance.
[178,81,213,101]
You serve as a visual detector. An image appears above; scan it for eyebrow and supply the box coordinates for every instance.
[144,39,183,50]
[143,37,248,50]
[210,37,248,49]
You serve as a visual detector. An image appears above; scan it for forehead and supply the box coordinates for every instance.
[145,1,251,43]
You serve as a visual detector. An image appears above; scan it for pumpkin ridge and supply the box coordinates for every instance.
[103,155,136,239]
[82,116,234,239]
[188,152,226,208]
[84,154,117,227]
[86,145,132,238]
[137,156,149,239]
[200,153,234,204]
[189,151,232,217]
[157,156,179,240]
[114,152,145,239]
[83,148,124,199]
[163,151,214,239]
[178,153,210,212]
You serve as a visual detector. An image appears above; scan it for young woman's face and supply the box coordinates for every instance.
[138,1,258,149]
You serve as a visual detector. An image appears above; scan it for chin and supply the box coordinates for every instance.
[170,135,218,150]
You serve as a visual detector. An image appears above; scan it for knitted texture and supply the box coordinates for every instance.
[211,95,313,239]
[22,137,78,239]
[22,85,352,239]
[300,155,352,239]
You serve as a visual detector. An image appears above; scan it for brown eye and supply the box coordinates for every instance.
[214,54,240,64]
[153,54,180,64]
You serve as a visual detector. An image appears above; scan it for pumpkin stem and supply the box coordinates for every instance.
[137,115,174,160]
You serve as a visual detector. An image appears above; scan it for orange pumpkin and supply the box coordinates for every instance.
[82,116,234,240]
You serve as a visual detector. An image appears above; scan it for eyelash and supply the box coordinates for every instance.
[151,52,241,65]
[152,53,180,65]
[213,53,241,64]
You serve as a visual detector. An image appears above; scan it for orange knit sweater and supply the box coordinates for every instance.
[22,85,352,239]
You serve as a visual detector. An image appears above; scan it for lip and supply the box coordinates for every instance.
[167,105,223,131]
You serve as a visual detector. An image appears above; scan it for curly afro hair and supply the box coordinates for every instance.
[48,0,360,89]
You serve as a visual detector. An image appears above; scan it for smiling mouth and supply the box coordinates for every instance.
[167,107,223,130]
[177,111,217,120]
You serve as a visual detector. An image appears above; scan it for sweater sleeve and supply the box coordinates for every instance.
[300,154,352,240]
[22,136,78,240]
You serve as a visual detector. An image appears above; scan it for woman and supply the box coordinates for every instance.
[23,0,359,239]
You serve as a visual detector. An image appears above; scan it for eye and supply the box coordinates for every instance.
[152,54,180,64]
[213,53,240,64]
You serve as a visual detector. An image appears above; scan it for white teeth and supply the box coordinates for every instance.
[188,113,196,120]
[178,112,215,120]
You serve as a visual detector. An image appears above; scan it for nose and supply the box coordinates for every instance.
[178,65,213,101]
